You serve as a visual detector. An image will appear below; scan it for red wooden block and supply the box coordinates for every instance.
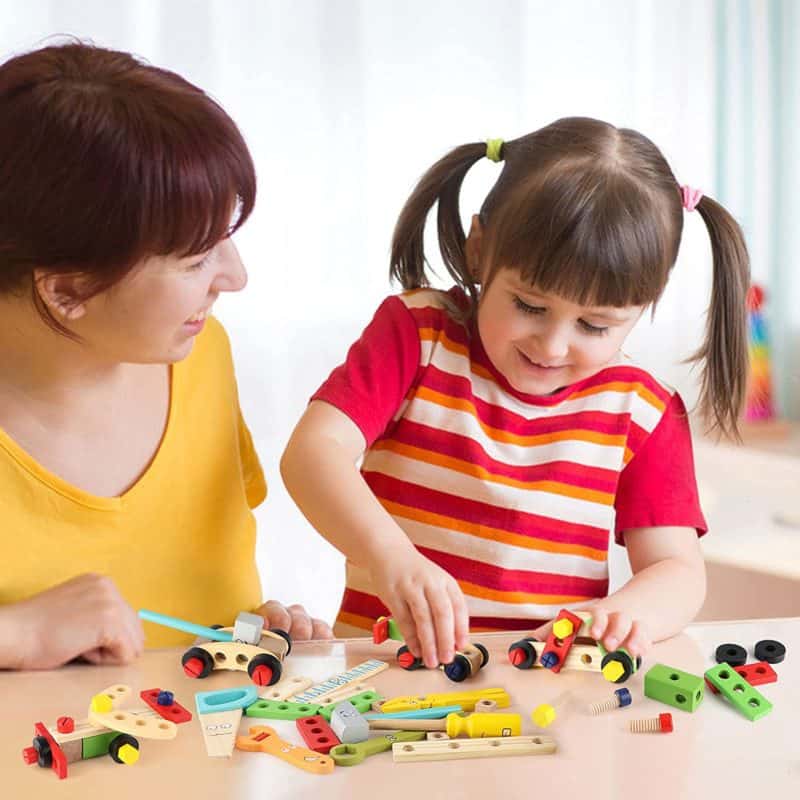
[373,617,389,644]
[296,715,341,754]
[705,661,777,694]
[540,609,583,673]
[139,688,193,723]
[34,722,68,779]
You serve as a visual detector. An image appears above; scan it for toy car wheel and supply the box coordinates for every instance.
[248,652,282,686]
[269,627,292,656]
[109,734,139,764]
[443,654,472,682]
[754,639,786,664]
[474,642,490,668]
[181,646,215,679]
[508,638,538,670]
[715,643,747,667]
[601,650,635,683]
[32,735,52,768]
[396,644,425,670]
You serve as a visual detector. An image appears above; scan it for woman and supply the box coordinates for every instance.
[0,41,331,669]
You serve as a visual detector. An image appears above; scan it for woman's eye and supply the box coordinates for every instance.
[579,319,609,335]
[513,296,545,315]
[188,253,211,271]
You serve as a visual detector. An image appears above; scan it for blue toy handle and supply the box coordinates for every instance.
[138,609,233,642]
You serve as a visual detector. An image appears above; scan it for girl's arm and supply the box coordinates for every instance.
[586,526,706,657]
[281,400,470,667]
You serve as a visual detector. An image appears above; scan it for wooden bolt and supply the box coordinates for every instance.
[630,713,673,733]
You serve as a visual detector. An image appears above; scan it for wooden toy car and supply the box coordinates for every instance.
[507,610,641,683]
[21,685,191,780]
[139,609,292,686]
[373,616,489,682]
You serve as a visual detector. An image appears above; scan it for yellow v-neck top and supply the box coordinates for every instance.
[0,316,267,648]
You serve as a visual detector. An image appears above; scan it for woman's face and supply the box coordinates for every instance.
[71,238,247,363]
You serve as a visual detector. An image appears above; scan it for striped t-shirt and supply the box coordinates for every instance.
[313,288,706,635]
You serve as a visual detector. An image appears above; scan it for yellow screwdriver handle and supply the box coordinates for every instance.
[445,712,522,738]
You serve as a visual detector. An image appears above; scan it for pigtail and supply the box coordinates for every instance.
[690,196,751,439]
[390,142,487,305]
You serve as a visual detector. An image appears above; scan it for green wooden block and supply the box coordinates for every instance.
[387,618,403,641]
[705,663,773,721]
[320,691,383,722]
[244,699,322,720]
[81,731,117,760]
[644,663,704,712]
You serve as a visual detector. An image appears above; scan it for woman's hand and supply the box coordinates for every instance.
[370,548,470,669]
[0,574,145,670]
[254,600,333,641]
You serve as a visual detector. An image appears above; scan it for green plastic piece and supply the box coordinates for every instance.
[244,699,322,720]
[82,731,117,759]
[705,663,773,721]
[644,663,705,712]
[387,618,403,641]
[320,691,383,722]
[330,730,426,766]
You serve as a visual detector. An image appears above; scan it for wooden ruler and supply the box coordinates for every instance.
[392,734,557,762]
[289,660,389,703]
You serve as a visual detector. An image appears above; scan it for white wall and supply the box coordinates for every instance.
[1,1,769,622]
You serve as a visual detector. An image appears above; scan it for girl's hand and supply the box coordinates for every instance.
[255,600,333,641]
[587,607,651,660]
[1,573,145,670]
[370,549,470,669]
[528,607,651,660]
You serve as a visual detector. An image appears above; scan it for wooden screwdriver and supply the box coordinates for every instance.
[368,711,521,738]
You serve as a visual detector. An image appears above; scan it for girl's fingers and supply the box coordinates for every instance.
[602,612,632,652]
[621,620,650,659]
[392,602,421,659]
[427,586,455,666]
[406,590,438,669]
[589,607,608,641]
[449,584,471,651]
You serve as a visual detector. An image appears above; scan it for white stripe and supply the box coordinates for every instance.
[402,395,626,471]
[363,450,615,529]
[388,516,609,581]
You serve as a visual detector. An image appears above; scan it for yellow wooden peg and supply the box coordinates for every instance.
[553,618,575,639]
[117,743,140,765]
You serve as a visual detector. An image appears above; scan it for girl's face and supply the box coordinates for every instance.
[70,238,247,364]
[477,268,644,395]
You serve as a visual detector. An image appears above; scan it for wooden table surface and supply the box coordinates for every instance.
[3,617,798,799]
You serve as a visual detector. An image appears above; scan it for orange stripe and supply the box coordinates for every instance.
[458,578,593,606]
[336,610,374,632]
[418,327,469,360]
[381,498,607,561]
[373,440,614,506]
[413,385,627,450]
[570,380,667,414]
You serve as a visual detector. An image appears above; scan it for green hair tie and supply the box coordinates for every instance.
[486,138,504,163]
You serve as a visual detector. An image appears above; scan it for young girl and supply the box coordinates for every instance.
[0,41,331,670]
[282,117,749,669]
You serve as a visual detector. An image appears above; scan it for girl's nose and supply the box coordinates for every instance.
[536,327,569,362]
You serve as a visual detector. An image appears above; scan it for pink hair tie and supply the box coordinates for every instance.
[680,185,703,212]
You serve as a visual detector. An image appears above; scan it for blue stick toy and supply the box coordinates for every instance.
[138,609,233,642]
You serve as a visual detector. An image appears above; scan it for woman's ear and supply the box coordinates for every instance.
[465,214,484,283]
[33,270,90,321]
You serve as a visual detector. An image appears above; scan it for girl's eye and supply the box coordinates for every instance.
[579,319,609,336]
[513,296,545,315]
[187,253,212,271]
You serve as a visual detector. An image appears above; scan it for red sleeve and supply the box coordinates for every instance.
[310,296,420,447]
[614,393,707,543]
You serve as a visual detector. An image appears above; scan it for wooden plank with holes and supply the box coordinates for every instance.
[392,734,557,762]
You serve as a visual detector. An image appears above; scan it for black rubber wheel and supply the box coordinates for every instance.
[474,642,490,668]
[396,644,425,670]
[754,639,786,664]
[32,735,52,768]
[443,654,471,682]
[715,643,747,667]
[248,652,283,686]
[508,638,538,670]
[109,734,139,764]
[269,627,292,656]
[181,646,215,679]
[601,650,635,683]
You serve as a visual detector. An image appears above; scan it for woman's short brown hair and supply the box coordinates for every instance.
[0,40,256,327]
